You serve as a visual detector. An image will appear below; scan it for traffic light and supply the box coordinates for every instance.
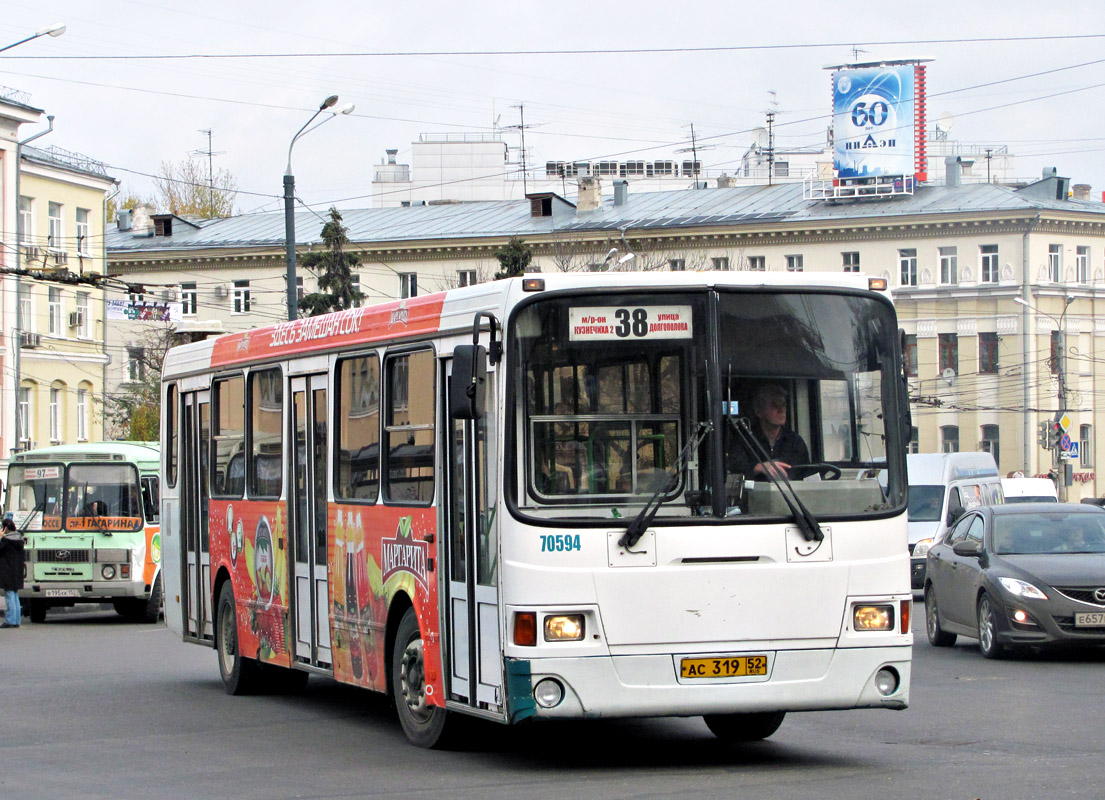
[1047,420,1063,450]
[1038,420,1050,448]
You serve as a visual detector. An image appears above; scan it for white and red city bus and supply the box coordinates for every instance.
[160,271,912,747]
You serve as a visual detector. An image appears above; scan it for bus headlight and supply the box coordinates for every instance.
[543,614,585,641]
[853,604,894,631]
[534,678,564,708]
[912,538,933,558]
[101,565,117,580]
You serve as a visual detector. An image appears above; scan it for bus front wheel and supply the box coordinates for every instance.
[392,607,452,748]
[215,582,261,695]
[28,599,48,624]
[703,711,786,742]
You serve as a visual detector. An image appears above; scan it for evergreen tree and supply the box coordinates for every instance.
[494,236,532,280]
[298,208,364,317]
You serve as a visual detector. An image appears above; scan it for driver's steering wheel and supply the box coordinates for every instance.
[791,463,842,481]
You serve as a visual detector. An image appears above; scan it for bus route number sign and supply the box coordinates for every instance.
[569,306,693,342]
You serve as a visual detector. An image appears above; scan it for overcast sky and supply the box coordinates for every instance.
[4,0,1105,216]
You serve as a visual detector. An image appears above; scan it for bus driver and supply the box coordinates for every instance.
[730,383,809,480]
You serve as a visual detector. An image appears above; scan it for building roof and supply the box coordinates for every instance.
[22,144,113,181]
[106,179,1105,256]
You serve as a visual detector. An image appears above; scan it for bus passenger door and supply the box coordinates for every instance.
[181,390,213,643]
[443,360,503,714]
[290,374,331,667]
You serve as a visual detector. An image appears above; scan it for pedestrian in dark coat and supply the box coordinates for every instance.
[0,517,25,628]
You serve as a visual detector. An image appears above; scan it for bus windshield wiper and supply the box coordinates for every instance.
[620,421,712,550]
[728,416,823,543]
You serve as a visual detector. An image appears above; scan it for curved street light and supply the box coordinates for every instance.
[0,22,66,54]
[284,96,356,320]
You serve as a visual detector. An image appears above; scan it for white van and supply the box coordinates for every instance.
[1001,476,1058,504]
[907,452,1003,593]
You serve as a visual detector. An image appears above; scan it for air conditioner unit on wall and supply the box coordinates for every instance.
[20,332,42,348]
[53,251,68,265]
[69,310,85,329]
[21,245,39,260]
[213,285,228,298]
[160,288,179,302]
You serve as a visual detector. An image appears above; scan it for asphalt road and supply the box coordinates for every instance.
[1,605,1102,800]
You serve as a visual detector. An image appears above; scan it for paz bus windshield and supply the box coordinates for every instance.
[513,288,905,522]
[7,462,143,532]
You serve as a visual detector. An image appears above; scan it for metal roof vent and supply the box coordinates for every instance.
[614,180,628,206]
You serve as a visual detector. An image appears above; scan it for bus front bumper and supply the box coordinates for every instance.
[509,645,911,720]
[20,581,149,602]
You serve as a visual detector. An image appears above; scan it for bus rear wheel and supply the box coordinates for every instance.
[703,711,786,742]
[392,607,452,748]
[215,582,261,695]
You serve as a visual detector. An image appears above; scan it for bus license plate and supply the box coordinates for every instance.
[681,655,768,679]
[44,589,80,598]
[1075,612,1105,627]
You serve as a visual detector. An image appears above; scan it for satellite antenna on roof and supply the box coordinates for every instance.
[935,112,956,141]
[751,127,769,150]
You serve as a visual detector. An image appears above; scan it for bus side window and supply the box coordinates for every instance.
[142,476,160,524]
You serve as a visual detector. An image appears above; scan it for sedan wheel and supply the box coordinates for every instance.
[977,593,1007,659]
[925,586,957,647]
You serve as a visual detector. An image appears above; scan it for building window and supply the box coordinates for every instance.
[296,276,305,302]
[979,332,999,374]
[712,257,730,271]
[181,282,197,316]
[48,287,62,335]
[1081,424,1093,467]
[1076,246,1090,283]
[938,333,958,375]
[980,424,999,465]
[76,292,90,338]
[1048,244,1062,282]
[939,246,958,285]
[904,334,918,378]
[980,244,999,283]
[233,280,251,313]
[457,270,477,286]
[351,274,362,306]
[18,197,32,245]
[786,254,804,272]
[18,387,30,447]
[76,208,91,256]
[941,425,959,453]
[668,259,686,272]
[399,273,417,299]
[77,388,88,441]
[842,252,860,273]
[899,249,917,286]
[49,388,61,442]
[909,426,920,454]
[19,286,32,333]
[48,202,63,250]
[747,255,765,271]
[126,347,145,383]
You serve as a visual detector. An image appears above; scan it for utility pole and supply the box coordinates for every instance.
[765,110,776,186]
[1055,300,1072,502]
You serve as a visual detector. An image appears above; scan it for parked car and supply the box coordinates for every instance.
[908,452,1003,593]
[1002,477,1058,504]
[924,503,1105,658]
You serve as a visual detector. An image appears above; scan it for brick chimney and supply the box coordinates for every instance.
[576,176,602,212]
[1073,184,1092,200]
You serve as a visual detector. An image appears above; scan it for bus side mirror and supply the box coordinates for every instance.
[451,344,487,420]
[947,506,963,527]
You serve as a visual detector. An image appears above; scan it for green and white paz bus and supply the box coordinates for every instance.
[5,442,162,623]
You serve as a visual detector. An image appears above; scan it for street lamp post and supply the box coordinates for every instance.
[0,22,65,54]
[1015,294,1075,500]
[283,95,354,321]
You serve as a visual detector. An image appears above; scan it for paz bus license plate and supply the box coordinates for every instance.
[1075,612,1105,627]
[681,655,768,679]
[44,589,80,598]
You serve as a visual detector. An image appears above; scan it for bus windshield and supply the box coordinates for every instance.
[5,462,143,532]
[513,288,904,522]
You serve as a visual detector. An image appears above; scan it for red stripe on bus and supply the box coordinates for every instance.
[210,295,446,367]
